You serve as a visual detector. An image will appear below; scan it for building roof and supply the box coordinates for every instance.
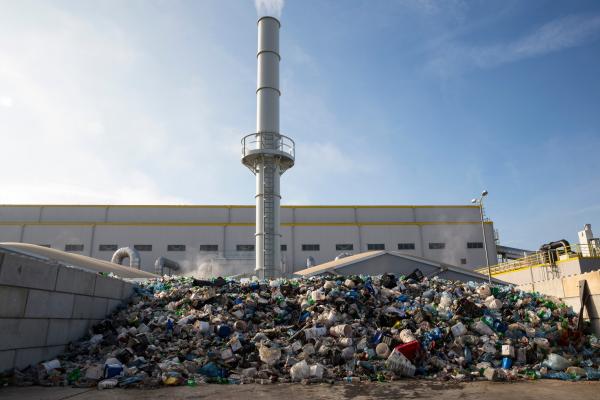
[295,250,504,284]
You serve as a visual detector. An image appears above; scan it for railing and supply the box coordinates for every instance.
[476,243,600,276]
[241,132,295,159]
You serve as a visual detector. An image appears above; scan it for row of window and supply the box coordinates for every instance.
[58,242,485,253]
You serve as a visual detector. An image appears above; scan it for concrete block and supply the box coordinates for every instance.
[563,270,600,295]
[91,297,109,319]
[591,318,600,336]
[55,266,95,295]
[46,319,71,346]
[107,299,122,315]
[121,282,135,299]
[0,254,58,290]
[68,320,90,343]
[0,285,28,318]
[0,319,48,351]
[518,284,534,292]
[14,345,65,370]
[72,295,94,319]
[94,275,124,299]
[532,278,565,299]
[587,294,600,319]
[25,290,74,319]
[0,350,16,373]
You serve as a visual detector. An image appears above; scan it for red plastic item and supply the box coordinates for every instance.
[394,340,421,361]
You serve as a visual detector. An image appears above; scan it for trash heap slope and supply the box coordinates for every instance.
[9,274,600,388]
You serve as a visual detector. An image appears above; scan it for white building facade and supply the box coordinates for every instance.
[0,204,496,275]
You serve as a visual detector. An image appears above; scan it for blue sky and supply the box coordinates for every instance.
[1,0,599,249]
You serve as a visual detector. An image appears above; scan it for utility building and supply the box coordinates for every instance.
[0,204,496,275]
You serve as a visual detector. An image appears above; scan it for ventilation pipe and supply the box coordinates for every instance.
[154,256,181,276]
[539,240,571,264]
[335,252,352,261]
[111,247,141,270]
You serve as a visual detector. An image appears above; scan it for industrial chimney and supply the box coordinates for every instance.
[241,16,295,280]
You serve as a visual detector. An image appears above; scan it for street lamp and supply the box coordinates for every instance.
[472,190,491,284]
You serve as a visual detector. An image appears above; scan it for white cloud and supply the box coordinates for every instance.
[0,1,258,205]
[0,96,13,107]
[427,14,600,76]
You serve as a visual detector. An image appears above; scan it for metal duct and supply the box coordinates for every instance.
[154,256,181,276]
[111,247,141,270]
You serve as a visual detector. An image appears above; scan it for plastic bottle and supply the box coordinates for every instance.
[98,379,118,390]
[451,322,467,337]
[385,349,416,377]
[544,353,571,370]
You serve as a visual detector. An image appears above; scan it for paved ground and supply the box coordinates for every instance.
[0,380,599,400]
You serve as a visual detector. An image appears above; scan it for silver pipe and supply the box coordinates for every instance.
[154,256,180,276]
[111,247,141,270]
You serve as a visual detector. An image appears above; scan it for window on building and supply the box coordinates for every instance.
[428,242,445,249]
[367,243,385,251]
[460,258,467,265]
[336,244,354,251]
[281,244,287,251]
[200,244,219,252]
[65,244,84,252]
[398,243,415,250]
[38,244,51,248]
[237,244,255,252]
[99,244,118,252]
[134,244,152,252]
[467,242,484,249]
[302,244,320,251]
[167,244,186,252]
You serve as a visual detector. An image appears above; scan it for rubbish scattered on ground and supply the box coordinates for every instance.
[3,273,599,388]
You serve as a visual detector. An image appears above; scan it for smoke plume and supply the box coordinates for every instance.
[255,0,284,19]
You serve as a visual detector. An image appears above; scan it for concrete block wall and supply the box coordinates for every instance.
[518,269,600,334]
[0,251,137,372]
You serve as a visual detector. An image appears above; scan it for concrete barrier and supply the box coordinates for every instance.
[0,251,137,372]
[517,269,600,334]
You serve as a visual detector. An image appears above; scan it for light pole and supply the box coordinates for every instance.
[471,190,491,284]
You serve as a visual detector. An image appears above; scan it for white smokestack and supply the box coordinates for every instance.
[241,13,295,280]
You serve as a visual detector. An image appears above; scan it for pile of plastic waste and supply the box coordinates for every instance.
[6,274,600,388]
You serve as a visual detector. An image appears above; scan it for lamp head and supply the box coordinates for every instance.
[471,198,478,204]
[481,190,488,197]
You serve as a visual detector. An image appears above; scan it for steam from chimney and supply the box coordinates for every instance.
[254,0,284,18]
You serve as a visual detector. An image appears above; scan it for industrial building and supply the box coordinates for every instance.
[0,204,496,275]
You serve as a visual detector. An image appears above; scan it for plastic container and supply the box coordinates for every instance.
[197,321,210,333]
[386,349,416,377]
[395,340,421,361]
[451,322,467,337]
[501,357,513,369]
[217,324,232,338]
[41,359,61,372]
[399,329,416,343]
[97,379,118,390]
[310,363,324,379]
[473,320,494,336]
[290,360,310,381]
[104,363,123,379]
[544,353,571,371]
[375,342,390,358]
[330,324,352,338]
[501,345,515,357]
[304,326,327,340]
